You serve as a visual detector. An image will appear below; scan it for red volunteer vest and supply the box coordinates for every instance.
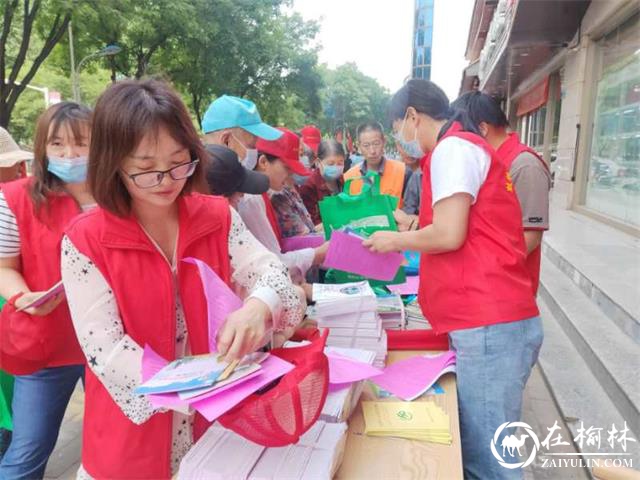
[418,123,539,333]
[65,193,231,479]
[497,133,550,295]
[0,177,84,374]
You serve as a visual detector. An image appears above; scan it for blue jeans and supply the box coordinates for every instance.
[0,365,84,480]
[449,317,543,480]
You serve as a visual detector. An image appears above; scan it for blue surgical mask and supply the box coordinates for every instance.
[47,155,88,183]
[299,155,311,168]
[322,164,343,181]
[395,113,425,159]
[292,174,308,186]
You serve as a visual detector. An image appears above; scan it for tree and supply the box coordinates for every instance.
[0,0,72,127]
[163,0,323,129]
[66,0,198,80]
[319,63,390,140]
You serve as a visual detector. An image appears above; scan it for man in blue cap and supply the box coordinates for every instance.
[202,95,282,169]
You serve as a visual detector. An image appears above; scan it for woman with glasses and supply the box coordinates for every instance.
[343,121,411,206]
[60,80,305,479]
[0,102,92,479]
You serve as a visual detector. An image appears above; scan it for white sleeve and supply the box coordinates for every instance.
[237,195,314,278]
[0,191,21,258]
[61,235,157,424]
[430,137,490,206]
[228,208,304,332]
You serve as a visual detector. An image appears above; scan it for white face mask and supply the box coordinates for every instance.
[232,134,258,169]
[241,148,258,170]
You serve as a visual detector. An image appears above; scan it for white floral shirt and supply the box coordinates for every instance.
[62,207,304,477]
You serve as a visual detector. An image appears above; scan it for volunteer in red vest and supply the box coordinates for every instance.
[237,127,328,284]
[451,91,551,294]
[343,121,411,206]
[0,102,92,479]
[364,79,542,480]
[61,80,304,479]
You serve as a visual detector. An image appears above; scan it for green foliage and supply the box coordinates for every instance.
[2,0,392,146]
[319,63,391,139]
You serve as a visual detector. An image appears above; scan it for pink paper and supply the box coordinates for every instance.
[281,234,325,252]
[192,355,294,421]
[183,257,243,352]
[372,351,456,401]
[326,352,383,384]
[386,275,420,295]
[323,230,404,281]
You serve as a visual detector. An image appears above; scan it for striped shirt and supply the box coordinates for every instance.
[0,191,20,258]
[0,190,96,258]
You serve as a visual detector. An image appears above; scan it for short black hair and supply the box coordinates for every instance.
[388,79,479,137]
[317,139,345,160]
[356,121,384,140]
[450,91,509,129]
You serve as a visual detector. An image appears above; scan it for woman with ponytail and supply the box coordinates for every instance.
[364,79,542,480]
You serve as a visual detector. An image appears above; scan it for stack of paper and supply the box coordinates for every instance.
[311,281,388,368]
[178,421,348,480]
[404,298,430,329]
[362,401,452,444]
[321,346,378,423]
[376,294,405,330]
[135,353,260,396]
[311,281,378,317]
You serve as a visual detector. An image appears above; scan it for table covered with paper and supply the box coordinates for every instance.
[335,349,463,480]
[166,255,462,479]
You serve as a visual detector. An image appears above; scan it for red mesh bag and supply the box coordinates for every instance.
[217,329,329,447]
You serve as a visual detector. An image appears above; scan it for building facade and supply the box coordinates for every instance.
[461,0,640,234]
[412,0,434,80]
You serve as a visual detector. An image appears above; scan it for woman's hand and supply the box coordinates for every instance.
[362,231,402,254]
[394,209,418,232]
[217,298,271,362]
[14,291,65,316]
[313,241,330,266]
[314,223,324,233]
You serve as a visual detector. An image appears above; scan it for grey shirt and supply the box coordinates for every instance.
[401,169,422,215]
[510,152,552,230]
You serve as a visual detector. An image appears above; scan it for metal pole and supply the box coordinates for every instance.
[68,21,79,102]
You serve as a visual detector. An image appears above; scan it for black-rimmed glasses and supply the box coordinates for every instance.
[123,160,199,189]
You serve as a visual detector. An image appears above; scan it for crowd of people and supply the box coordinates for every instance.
[0,77,550,480]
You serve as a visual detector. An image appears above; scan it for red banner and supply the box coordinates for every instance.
[517,76,549,117]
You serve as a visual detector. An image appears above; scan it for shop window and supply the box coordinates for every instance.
[584,13,640,227]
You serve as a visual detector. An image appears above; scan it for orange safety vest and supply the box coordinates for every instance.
[343,158,406,207]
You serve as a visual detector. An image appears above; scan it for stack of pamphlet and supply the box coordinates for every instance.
[178,421,347,480]
[320,346,377,423]
[310,281,387,368]
[362,400,452,444]
[135,352,264,398]
[376,294,405,330]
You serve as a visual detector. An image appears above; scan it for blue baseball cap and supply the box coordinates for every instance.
[201,95,282,140]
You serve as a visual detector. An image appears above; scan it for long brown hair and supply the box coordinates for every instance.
[88,79,207,216]
[29,102,92,211]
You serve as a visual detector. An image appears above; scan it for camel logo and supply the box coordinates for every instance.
[491,421,540,469]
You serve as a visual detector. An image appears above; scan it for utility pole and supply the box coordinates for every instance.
[68,21,79,102]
